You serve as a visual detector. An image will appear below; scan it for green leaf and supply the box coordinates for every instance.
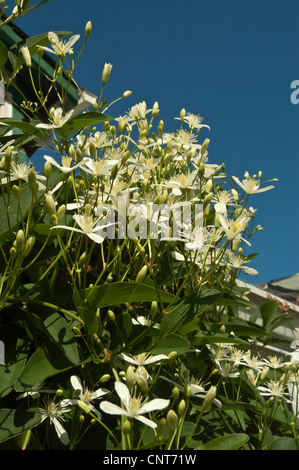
[0,118,46,140]
[44,312,79,365]
[194,333,249,347]
[116,312,133,345]
[57,111,113,139]
[195,433,249,450]
[260,300,278,329]
[75,282,176,309]
[14,342,75,392]
[269,436,299,450]
[77,306,99,336]
[0,335,30,398]
[0,409,42,444]
[150,331,190,356]
[0,165,63,243]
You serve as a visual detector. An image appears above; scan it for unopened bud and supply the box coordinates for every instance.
[23,236,36,257]
[201,138,210,155]
[15,230,25,252]
[77,400,91,414]
[27,168,37,192]
[85,20,92,38]
[10,246,17,259]
[44,160,51,178]
[45,193,56,215]
[202,385,217,410]
[167,410,178,432]
[136,265,148,284]
[100,374,111,383]
[178,399,186,416]
[12,185,20,198]
[56,204,66,221]
[122,419,131,435]
[126,365,135,391]
[102,63,113,86]
[123,90,132,98]
[21,46,31,68]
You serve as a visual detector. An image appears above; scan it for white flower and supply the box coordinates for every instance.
[120,352,169,367]
[52,212,114,244]
[218,213,251,245]
[60,375,109,419]
[258,380,289,399]
[37,108,74,130]
[0,161,46,189]
[81,157,119,178]
[232,175,274,195]
[16,381,55,400]
[100,381,169,428]
[39,31,80,57]
[175,112,211,131]
[43,155,88,174]
[33,397,71,446]
[262,355,290,369]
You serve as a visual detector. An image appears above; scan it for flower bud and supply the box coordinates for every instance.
[151,301,158,318]
[126,365,136,392]
[27,168,37,192]
[45,193,56,215]
[50,214,58,226]
[178,399,186,416]
[77,400,91,414]
[136,265,148,284]
[167,410,178,432]
[23,236,36,257]
[85,20,92,38]
[10,246,17,259]
[56,204,66,221]
[21,46,31,68]
[122,419,131,435]
[201,138,210,155]
[15,230,25,252]
[172,386,180,400]
[107,310,115,322]
[12,185,20,198]
[102,63,113,86]
[202,385,217,410]
[180,108,186,121]
[44,160,51,178]
[4,146,12,170]
[100,374,111,383]
[123,90,132,98]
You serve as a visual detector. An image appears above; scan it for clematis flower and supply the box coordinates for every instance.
[119,352,169,367]
[37,108,74,130]
[258,380,290,400]
[52,212,114,244]
[232,175,274,195]
[38,31,80,57]
[100,381,169,428]
[33,397,71,446]
[43,155,88,174]
[60,375,109,419]
[0,161,46,189]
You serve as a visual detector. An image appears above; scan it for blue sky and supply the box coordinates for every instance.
[16,0,299,285]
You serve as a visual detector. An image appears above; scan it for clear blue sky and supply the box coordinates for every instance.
[16,0,299,285]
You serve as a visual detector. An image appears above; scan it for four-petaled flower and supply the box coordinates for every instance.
[100,381,169,429]
[60,375,109,419]
[38,31,80,57]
